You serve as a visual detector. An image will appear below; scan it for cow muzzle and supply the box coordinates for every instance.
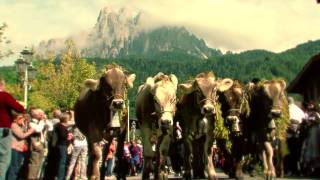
[202,104,215,115]
[270,108,281,117]
[111,99,125,109]
[160,119,171,128]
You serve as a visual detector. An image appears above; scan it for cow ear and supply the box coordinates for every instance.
[84,79,98,91]
[178,83,194,94]
[279,79,286,89]
[146,77,155,90]
[218,78,233,92]
[170,74,178,87]
[126,74,136,88]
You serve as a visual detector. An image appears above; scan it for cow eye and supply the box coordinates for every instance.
[171,98,176,104]
[196,89,202,96]
[154,99,160,105]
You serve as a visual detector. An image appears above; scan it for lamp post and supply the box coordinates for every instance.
[131,119,137,141]
[15,48,36,109]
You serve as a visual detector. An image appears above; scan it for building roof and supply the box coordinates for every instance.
[287,53,320,94]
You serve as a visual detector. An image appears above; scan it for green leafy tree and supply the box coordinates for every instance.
[30,40,96,111]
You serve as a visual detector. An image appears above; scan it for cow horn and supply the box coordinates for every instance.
[154,72,165,81]
[218,78,233,92]
[137,84,145,94]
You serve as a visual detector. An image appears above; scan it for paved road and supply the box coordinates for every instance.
[108,171,317,180]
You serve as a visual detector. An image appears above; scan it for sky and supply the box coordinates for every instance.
[1,0,320,66]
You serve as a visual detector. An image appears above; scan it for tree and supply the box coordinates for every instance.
[0,22,13,60]
[30,40,96,111]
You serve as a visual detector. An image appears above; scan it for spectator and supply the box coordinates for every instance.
[300,102,320,176]
[123,141,131,176]
[6,113,35,180]
[169,121,184,176]
[43,108,62,180]
[27,108,48,179]
[286,97,305,176]
[105,137,117,179]
[136,139,143,174]
[51,108,62,125]
[129,140,141,176]
[55,112,73,180]
[0,77,25,179]
[66,126,88,180]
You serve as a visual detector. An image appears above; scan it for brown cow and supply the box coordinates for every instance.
[176,72,233,180]
[218,80,250,180]
[135,72,178,180]
[74,65,135,180]
[246,79,288,180]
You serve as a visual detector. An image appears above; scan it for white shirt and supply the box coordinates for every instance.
[29,119,46,133]
[74,139,87,147]
[289,103,305,124]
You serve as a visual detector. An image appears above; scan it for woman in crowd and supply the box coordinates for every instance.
[105,137,117,179]
[300,102,320,176]
[129,139,142,176]
[66,126,88,180]
[55,112,73,180]
[6,113,35,180]
[169,121,184,177]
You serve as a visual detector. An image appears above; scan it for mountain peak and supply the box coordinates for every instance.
[37,7,221,59]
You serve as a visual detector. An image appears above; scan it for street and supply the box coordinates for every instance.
[110,170,318,180]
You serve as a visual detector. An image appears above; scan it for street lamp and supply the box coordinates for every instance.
[131,119,137,141]
[15,48,36,109]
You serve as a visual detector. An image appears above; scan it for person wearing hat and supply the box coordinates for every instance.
[0,77,25,179]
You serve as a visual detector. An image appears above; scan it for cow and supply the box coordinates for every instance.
[135,72,178,180]
[176,72,233,180]
[74,65,136,180]
[218,80,250,180]
[245,79,288,180]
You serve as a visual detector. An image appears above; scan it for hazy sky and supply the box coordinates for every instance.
[1,0,320,65]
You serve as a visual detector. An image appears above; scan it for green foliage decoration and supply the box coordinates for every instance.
[275,94,290,140]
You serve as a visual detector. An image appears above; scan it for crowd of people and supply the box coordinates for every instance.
[0,77,144,180]
[282,97,320,177]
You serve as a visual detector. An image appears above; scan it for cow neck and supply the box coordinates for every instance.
[249,88,272,128]
[147,92,159,129]
[190,91,202,113]
[218,92,229,118]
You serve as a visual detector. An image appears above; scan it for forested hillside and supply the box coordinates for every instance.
[1,39,320,117]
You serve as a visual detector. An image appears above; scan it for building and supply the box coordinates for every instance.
[287,53,320,103]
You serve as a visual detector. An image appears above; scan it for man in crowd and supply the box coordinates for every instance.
[0,77,25,179]
[286,97,305,176]
[27,108,51,179]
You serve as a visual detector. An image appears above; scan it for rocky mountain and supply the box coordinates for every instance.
[37,7,221,59]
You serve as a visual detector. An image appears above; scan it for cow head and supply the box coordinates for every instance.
[254,79,286,118]
[220,80,249,132]
[99,65,136,110]
[179,72,233,116]
[145,72,178,128]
